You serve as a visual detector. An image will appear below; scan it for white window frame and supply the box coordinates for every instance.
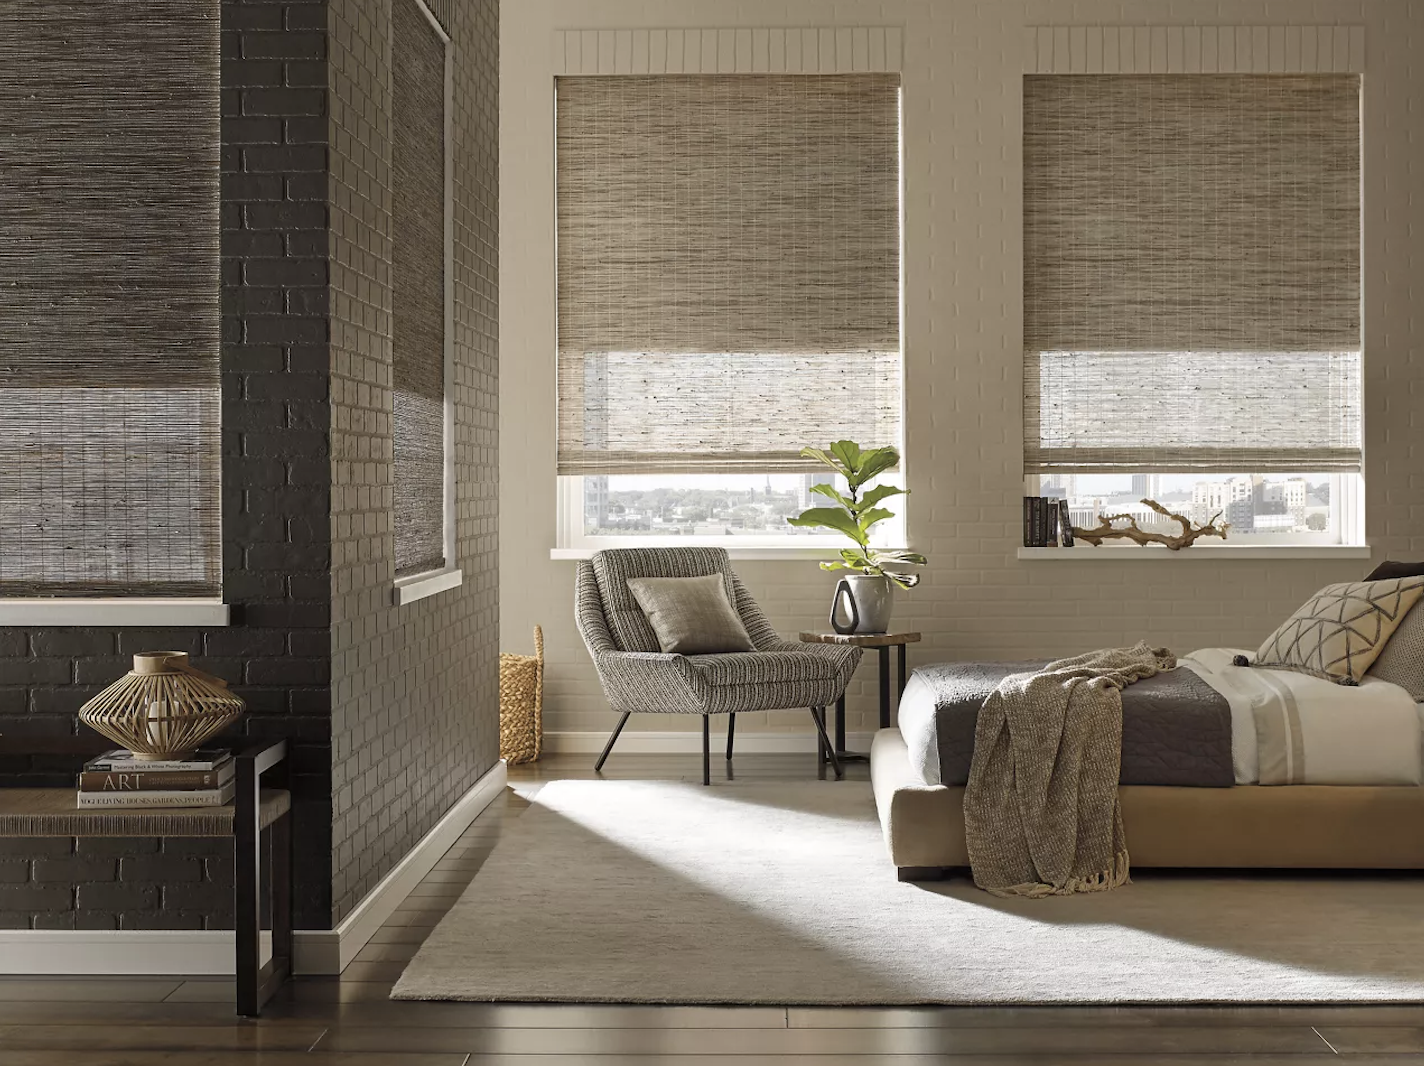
[392,0,461,606]
[1020,472,1365,557]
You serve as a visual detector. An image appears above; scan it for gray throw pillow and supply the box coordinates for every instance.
[1367,600,1424,702]
[625,574,755,655]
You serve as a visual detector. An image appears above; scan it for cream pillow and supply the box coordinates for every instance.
[625,574,756,655]
[1253,577,1424,684]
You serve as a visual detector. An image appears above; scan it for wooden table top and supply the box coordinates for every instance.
[0,788,291,838]
[798,631,922,647]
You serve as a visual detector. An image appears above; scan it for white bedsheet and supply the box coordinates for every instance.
[1182,648,1423,786]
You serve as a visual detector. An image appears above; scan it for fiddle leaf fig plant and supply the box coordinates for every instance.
[786,440,927,590]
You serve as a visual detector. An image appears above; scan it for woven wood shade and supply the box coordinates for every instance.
[0,0,221,595]
[556,74,902,476]
[1023,75,1362,475]
[392,0,448,577]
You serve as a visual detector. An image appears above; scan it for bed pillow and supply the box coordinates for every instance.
[1366,597,1424,701]
[1253,577,1424,684]
[1365,560,1424,582]
[625,574,756,655]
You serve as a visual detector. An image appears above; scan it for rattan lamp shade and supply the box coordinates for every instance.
[78,652,246,761]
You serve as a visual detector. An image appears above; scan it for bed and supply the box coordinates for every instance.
[872,648,1424,878]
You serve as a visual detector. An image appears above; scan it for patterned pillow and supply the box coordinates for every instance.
[1254,577,1424,684]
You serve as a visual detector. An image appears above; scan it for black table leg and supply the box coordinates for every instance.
[878,646,891,729]
[834,696,846,755]
[897,643,907,697]
[235,758,260,1018]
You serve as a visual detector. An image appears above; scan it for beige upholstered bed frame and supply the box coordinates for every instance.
[871,728,1424,880]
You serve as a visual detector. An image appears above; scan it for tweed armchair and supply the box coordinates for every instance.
[576,547,862,784]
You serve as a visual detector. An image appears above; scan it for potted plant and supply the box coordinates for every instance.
[787,441,926,634]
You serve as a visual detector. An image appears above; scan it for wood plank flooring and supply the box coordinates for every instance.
[1,751,1422,1064]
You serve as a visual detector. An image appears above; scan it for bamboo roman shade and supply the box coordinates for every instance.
[1023,74,1362,474]
[556,74,902,475]
[392,0,449,577]
[0,0,221,597]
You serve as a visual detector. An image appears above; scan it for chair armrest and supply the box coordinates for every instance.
[592,651,707,714]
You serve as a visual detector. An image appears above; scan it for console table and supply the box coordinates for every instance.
[799,631,921,760]
[0,738,292,1017]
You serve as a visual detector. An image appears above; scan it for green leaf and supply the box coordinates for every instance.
[798,447,848,479]
[868,549,927,566]
[854,446,901,485]
[786,507,866,544]
[807,482,854,509]
[858,484,907,509]
[854,506,895,537]
[885,571,921,590]
[828,440,863,477]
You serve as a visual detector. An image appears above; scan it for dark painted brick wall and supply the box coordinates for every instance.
[0,0,334,931]
[327,0,500,921]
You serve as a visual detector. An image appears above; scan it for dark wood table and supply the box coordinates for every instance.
[799,631,921,761]
[0,737,292,1017]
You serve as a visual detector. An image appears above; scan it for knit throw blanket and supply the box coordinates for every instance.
[963,642,1177,898]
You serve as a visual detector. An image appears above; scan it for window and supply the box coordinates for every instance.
[1035,473,1362,547]
[1023,75,1363,545]
[554,74,904,548]
[560,472,907,552]
[0,0,222,605]
[391,0,459,601]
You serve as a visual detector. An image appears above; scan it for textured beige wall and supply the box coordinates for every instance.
[501,0,1424,744]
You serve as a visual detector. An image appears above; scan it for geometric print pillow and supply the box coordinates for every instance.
[1254,577,1424,684]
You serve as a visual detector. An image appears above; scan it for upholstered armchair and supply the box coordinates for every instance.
[576,547,862,784]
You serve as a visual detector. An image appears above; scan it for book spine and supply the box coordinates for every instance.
[75,786,234,808]
[78,769,230,792]
[1023,497,1033,547]
[1032,497,1045,547]
[1045,500,1060,547]
[1060,504,1075,547]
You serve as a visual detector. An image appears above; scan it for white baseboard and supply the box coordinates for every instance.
[0,930,272,977]
[544,730,876,755]
[296,759,507,974]
[0,761,508,977]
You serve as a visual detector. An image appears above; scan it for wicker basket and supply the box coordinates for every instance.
[499,625,543,764]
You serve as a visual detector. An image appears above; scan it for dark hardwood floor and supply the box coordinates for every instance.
[1,751,1421,1064]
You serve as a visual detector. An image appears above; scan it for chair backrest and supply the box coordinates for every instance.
[589,547,739,653]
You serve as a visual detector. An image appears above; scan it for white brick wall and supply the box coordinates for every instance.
[500,0,1424,742]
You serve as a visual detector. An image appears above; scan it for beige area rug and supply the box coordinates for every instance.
[392,780,1424,1004]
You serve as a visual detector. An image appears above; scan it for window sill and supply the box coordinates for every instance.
[551,546,905,562]
[1017,546,1371,561]
[394,567,463,605]
[0,599,231,626]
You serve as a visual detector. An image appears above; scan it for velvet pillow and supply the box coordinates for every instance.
[625,574,756,655]
[1363,563,1424,700]
[1253,577,1424,684]
[1365,560,1424,582]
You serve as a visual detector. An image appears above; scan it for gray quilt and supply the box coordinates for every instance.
[902,661,1234,788]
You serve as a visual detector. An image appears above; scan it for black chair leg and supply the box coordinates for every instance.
[725,713,735,761]
[594,712,631,772]
[810,707,843,780]
[702,714,711,786]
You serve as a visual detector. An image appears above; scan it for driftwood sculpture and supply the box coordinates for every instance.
[1072,499,1229,551]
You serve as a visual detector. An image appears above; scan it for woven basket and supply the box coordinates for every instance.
[499,626,543,765]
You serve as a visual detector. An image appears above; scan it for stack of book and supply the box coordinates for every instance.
[1022,496,1074,548]
[77,749,236,808]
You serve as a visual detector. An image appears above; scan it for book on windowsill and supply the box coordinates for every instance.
[75,780,237,808]
[78,761,235,793]
[84,748,233,773]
